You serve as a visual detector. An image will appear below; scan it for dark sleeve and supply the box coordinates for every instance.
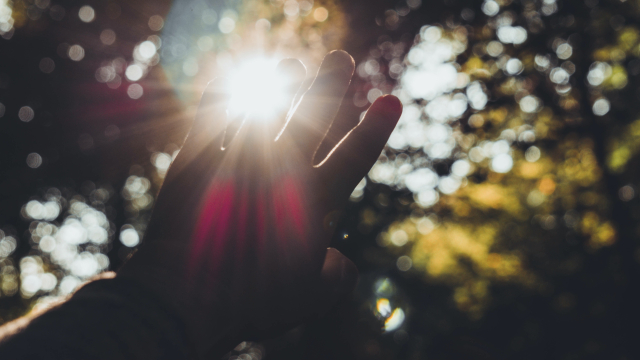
[0,275,190,360]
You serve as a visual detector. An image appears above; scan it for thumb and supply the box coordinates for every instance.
[316,247,358,313]
[230,248,358,346]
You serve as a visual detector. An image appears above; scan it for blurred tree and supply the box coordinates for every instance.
[2,0,640,359]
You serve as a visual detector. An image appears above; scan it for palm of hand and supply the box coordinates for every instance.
[120,51,402,356]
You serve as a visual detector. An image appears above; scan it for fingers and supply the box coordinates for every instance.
[190,77,231,148]
[223,58,307,149]
[318,95,402,197]
[318,247,358,305]
[167,78,230,178]
[273,58,307,137]
[282,50,355,162]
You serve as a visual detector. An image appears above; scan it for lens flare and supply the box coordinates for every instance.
[227,57,290,121]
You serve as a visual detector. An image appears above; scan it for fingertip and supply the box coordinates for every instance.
[322,50,355,77]
[377,95,403,117]
[327,50,355,66]
[276,58,307,82]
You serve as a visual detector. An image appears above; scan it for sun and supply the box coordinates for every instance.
[227,57,292,122]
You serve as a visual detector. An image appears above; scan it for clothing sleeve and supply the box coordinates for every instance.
[0,273,190,360]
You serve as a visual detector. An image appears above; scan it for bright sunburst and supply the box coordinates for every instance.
[227,57,292,122]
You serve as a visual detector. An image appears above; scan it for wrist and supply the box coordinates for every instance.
[117,243,243,359]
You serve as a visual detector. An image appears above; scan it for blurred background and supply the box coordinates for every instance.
[1,0,640,359]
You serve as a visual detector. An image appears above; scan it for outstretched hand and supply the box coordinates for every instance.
[119,50,402,358]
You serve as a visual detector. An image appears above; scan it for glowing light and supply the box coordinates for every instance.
[218,17,235,33]
[438,176,461,194]
[198,36,214,51]
[556,43,573,60]
[256,18,271,31]
[0,0,15,37]
[152,152,172,172]
[376,298,392,317]
[593,98,610,116]
[452,160,471,177]
[0,236,17,258]
[416,189,439,207]
[497,26,527,44]
[127,84,143,99]
[120,227,140,247]
[99,29,116,45]
[397,255,413,271]
[26,153,42,168]
[491,153,513,173]
[19,106,35,122]
[137,41,157,60]
[68,45,85,61]
[148,15,164,31]
[467,81,488,110]
[619,185,635,202]
[40,273,57,291]
[550,67,569,84]
[390,229,408,246]
[39,236,56,252]
[350,177,367,201]
[405,168,438,192]
[525,146,541,162]
[125,64,143,81]
[486,41,504,57]
[367,88,383,103]
[505,58,523,75]
[313,7,329,22]
[59,276,81,295]
[58,219,88,245]
[384,308,406,331]
[284,0,300,18]
[519,95,540,113]
[21,274,41,296]
[227,57,291,121]
[183,57,199,76]
[78,5,95,23]
[482,0,500,16]
[588,62,611,86]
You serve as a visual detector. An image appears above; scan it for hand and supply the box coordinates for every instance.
[118,50,402,358]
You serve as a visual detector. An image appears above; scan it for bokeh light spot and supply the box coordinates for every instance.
[592,98,610,116]
[313,7,329,22]
[384,308,406,331]
[491,154,513,173]
[120,227,140,247]
[525,146,541,162]
[397,256,413,271]
[78,5,95,23]
[125,64,143,81]
[26,153,42,169]
[218,17,235,33]
[148,15,164,31]
[39,57,55,73]
[619,185,635,202]
[127,84,143,99]
[100,29,116,45]
[19,106,35,122]
[68,45,85,61]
